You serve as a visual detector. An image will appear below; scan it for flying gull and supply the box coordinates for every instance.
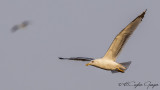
[11,21,30,33]
[59,10,146,73]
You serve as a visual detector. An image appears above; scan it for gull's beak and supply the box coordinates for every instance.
[86,63,90,66]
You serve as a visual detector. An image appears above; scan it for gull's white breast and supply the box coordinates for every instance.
[94,59,119,70]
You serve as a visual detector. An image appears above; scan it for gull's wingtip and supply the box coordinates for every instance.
[139,9,147,19]
[58,57,64,59]
[145,9,147,12]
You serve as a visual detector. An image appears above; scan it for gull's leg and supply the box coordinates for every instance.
[117,68,124,73]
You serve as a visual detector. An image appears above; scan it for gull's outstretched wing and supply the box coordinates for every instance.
[103,10,147,61]
[21,21,29,28]
[11,25,19,32]
[59,57,94,61]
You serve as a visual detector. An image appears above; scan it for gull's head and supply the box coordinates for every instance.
[86,60,99,66]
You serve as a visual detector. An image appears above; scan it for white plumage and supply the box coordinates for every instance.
[59,10,146,73]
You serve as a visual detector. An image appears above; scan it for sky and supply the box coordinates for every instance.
[0,0,159,90]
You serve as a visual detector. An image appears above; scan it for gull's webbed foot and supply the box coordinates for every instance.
[117,68,124,73]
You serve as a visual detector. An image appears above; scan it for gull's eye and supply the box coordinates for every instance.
[91,61,94,63]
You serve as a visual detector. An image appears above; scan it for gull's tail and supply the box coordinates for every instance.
[111,61,132,73]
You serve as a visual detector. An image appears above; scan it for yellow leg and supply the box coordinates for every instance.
[117,68,124,73]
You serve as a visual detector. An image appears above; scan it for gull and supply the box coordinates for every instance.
[11,21,30,33]
[59,10,146,73]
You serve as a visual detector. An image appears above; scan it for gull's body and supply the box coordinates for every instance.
[59,10,146,73]
[90,58,125,71]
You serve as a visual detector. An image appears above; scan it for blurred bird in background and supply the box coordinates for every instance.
[11,21,30,33]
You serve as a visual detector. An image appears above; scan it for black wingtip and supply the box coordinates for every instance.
[58,57,64,59]
[139,9,147,19]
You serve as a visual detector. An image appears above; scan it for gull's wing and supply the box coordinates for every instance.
[59,57,94,61]
[21,21,29,28]
[11,25,19,32]
[103,10,147,61]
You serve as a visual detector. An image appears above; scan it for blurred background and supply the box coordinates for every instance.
[0,0,159,90]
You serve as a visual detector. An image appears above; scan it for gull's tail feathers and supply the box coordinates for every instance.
[58,57,94,61]
[111,61,132,73]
